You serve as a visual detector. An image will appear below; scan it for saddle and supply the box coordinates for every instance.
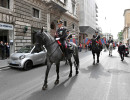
[56,40,73,57]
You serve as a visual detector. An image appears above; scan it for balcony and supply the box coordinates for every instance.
[42,0,67,13]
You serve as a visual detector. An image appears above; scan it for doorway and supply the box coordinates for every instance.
[0,30,9,43]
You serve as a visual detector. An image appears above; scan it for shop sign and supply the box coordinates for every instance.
[0,23,13,30]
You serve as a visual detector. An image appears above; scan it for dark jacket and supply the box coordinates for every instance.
[0,43,5,52]
[108,40,113,44]
[56,27,67,41]
[95,35,100,41]
[118,45,125,53]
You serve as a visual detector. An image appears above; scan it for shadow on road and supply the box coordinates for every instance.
[25,76,78,100]
[80,64,110,79]
[122,60,128,65]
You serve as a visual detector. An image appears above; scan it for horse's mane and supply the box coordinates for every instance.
[44,31,55,41]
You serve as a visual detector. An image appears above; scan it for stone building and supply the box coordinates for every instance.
[0,0,79,55]
[45,0,79,40]
[78,0,98,44]
[123,9,130,45]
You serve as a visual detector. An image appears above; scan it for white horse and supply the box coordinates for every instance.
[109,43,113,56]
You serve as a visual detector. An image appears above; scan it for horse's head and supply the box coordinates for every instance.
[35,27,54,47]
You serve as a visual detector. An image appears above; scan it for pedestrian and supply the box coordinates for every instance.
[0,41,5,60]
[4,43,7,59]
[79,43,82,52]
[118,42,125,61]
[6,42,10,58]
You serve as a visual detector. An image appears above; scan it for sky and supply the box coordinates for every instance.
[96,0,130,39]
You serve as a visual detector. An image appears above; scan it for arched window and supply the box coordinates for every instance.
[50,22,56,30]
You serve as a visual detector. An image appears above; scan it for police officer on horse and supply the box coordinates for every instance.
[55,20,68,57]
[108,37,113,44]
[91,31,102,64]
[108,37,113,56]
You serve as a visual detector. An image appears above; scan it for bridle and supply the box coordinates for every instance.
[39,32,60,59]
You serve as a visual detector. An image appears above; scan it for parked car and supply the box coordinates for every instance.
[125,44,129,57]
[8,45,47,70]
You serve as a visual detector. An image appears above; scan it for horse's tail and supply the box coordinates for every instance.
[73,46,79,69]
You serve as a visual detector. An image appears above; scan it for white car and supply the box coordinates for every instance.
[8,45,47,70]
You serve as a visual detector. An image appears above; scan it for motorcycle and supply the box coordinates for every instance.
[125,46,129,57]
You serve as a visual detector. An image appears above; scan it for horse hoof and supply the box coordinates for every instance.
[69,74,72,78]
[42,85,48,90]
[76,71,79,75]
[55,80,59,85]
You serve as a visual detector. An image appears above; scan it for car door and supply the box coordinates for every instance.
[31,46,46,65]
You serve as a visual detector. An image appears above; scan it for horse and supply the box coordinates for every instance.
[109,43,113,56]
[35,28,79,90]
[91,38,102,65]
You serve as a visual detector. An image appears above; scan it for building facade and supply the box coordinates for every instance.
[45,0,79,40]
[103,33,113,41]
[0,0,79,55]
[78,0,98,44]
[123,9,130,45]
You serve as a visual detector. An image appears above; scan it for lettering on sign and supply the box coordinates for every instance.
[0,23,13,30]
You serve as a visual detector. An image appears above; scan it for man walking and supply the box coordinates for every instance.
[118,42,125,61]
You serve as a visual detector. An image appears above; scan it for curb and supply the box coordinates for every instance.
[0,66,10,70]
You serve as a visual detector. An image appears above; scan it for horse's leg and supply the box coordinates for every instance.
[68,59,73,77]
[111,48,112,56]
[109,48,110,56]
[73,47,79,75]
[42,62,52,90]
[55,62,60,85]
[65,59,68,65]
[97,52,100,63]
[93,52,95,65]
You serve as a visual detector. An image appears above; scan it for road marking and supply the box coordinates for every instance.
[0,67,10,71]
[105,73,113,100]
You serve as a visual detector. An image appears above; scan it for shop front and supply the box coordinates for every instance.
[0,22,14,56]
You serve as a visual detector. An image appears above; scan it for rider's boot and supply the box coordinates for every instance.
[64,48,69,58]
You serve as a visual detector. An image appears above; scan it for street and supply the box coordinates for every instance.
[0,48,130,100]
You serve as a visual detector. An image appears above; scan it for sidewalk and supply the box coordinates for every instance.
[0,59,9,69]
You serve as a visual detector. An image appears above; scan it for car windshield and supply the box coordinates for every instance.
[17,45,34,53]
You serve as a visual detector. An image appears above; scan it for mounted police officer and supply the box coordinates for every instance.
[55,20,68,57]
[108,37,113,44]
[66,30,72,42]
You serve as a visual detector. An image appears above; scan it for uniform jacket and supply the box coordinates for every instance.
[108,40,113,44]
[56,27,67,41]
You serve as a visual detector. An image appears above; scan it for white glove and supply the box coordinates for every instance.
[56,38,60,40]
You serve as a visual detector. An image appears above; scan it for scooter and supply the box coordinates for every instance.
[125,46,129,57]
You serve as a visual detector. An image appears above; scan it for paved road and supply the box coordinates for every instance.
[0,49,130,100]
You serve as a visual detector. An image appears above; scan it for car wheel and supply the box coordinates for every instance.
[24,60,33,71]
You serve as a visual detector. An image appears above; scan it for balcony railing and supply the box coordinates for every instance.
[42,0,67,12]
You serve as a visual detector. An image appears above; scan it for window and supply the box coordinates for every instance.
[72,24,75,29]
[72,2,75,15]
[64,21,67,27]
[0,0,9,9]
[33,8,39,18]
